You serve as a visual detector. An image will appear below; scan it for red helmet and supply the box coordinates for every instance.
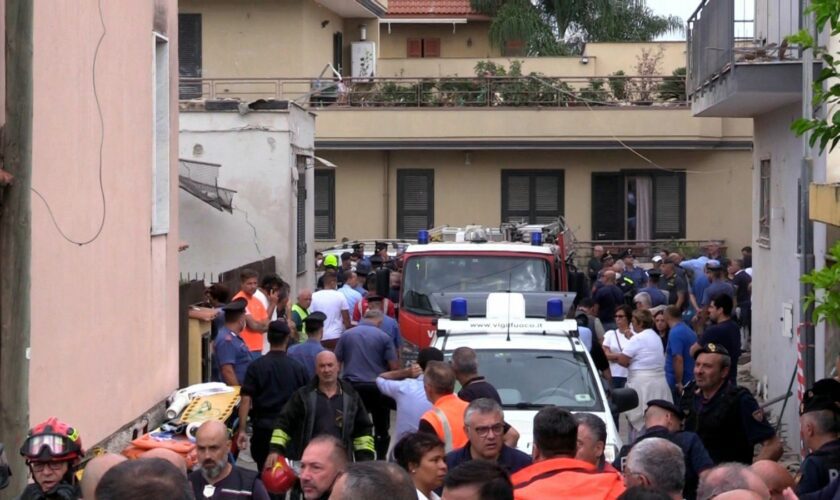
[261,457,297,494]
[20,417,83,462]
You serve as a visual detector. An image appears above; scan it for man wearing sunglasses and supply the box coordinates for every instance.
[18,417,83,500]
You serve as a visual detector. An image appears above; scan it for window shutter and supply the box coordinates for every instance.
[424,38,441,57]
[591,173,625,240]
[652,173,685,239]
[502,170,564,224]
[503,174,530,222]
[178,14,202,99]
[407,38,423,58]
[296,158,308,273]
[314,170,335,240]
[534,174,563,223]
[397,170,434,238]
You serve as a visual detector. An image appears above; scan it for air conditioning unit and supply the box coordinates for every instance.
[351,41,376,81]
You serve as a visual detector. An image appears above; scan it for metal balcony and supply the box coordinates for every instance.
[687,0,816,117]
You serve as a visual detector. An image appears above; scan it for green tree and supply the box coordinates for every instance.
[788,0,840,152]
[471,0,683,56]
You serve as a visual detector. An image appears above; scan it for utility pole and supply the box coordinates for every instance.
[800,0,816,391]
[0,0,32,496]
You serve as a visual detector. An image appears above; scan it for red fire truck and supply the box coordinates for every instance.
[399,218,583,352]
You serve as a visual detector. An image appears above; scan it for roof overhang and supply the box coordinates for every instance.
[316,0,385,18]
[314,155,338,169]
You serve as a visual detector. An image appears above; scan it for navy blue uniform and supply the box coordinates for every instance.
[679,381,776,465]
[700,320,741,383]
[798,439,840,496]
[214,326,252,385]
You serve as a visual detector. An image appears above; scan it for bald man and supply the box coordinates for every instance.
[751,461,795,500]
[142,448,187,476]
[188,421,270,499]
[80,453,126,499]
[292,288,313,341]
[266,351,375,469]
[594,270,625,329]
[697,463,770,500]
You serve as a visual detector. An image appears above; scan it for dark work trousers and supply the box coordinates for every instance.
[250,426,272,472]
[350,381,395,460]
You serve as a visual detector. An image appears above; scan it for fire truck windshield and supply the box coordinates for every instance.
[402,255,550,315]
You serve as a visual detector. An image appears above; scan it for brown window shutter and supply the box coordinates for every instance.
[424,38,441,57]
[407,38,423,58]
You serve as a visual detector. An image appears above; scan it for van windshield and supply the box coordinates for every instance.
[466,349,603,411]
[402,255,550,315]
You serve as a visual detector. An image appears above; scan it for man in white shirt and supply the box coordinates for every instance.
[310,271,351,349]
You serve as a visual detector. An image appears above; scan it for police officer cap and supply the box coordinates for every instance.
[222,298,247,313]
[268,320,291,337]
[619,249,633,259]
[303,311,327,329]
[800,378,840,415]
[692,342,730,360]
[600,252,614,263]
[648,269,662,277]
[646,399,684,420]
[355,261,372,276]
[375,241,388,252]
[370,255,384,266]
[366,295,385,303]
[341,251,352,262]
[352,242,364,251]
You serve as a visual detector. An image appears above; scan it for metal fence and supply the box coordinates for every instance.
[179,75,689,108]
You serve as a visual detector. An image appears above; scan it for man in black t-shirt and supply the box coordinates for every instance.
[691,294,740,383]
[190,421,270,499]
[238,321,310,471]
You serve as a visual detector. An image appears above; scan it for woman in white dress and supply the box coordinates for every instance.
[614,308,673,441]
[602,304,635,390]
[394,432,447,500]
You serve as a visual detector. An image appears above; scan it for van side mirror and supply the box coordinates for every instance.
[610,387,639,414]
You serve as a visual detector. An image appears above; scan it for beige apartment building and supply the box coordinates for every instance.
[179,0,754,255]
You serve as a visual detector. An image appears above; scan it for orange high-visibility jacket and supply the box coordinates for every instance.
[419,393,469,452]
[512,457,626,500]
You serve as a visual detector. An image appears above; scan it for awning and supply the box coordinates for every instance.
[178,159,237,213]
[314,156,338,169]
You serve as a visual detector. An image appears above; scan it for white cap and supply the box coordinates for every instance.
[652,255,663,263]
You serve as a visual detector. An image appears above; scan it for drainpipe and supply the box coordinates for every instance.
[800,0,816,390]
[383,150,390,238]
[0,0,33,495]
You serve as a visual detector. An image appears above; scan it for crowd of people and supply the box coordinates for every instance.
[10,242,840,499]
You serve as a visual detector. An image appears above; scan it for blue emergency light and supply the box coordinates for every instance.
[450,298,468,320]
[530,232,542,246]
[546,298,564,320]
[418,230,430,245]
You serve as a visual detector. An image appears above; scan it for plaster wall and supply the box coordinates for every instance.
[30,0,180,443]
[179,107,316,293]
[751,102,828,453]
[317,149,753,256]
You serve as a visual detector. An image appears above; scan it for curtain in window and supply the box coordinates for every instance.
[635,176,653,241]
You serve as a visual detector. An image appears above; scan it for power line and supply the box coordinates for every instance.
[31,0,107,246]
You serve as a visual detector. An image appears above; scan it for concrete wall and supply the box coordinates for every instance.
[180,0,344,78]
[315,108,753,143]
[30,0,180,443]
[751,102,827,453]
[179,107,316,293]
[317,149,754,255]
[378,22,498,60]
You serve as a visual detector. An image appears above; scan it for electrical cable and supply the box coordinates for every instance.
[31,0,107,246]
[529,74,743,176]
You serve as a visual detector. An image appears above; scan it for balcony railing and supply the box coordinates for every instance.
[179,75,689,109]
[688,0,800,94]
